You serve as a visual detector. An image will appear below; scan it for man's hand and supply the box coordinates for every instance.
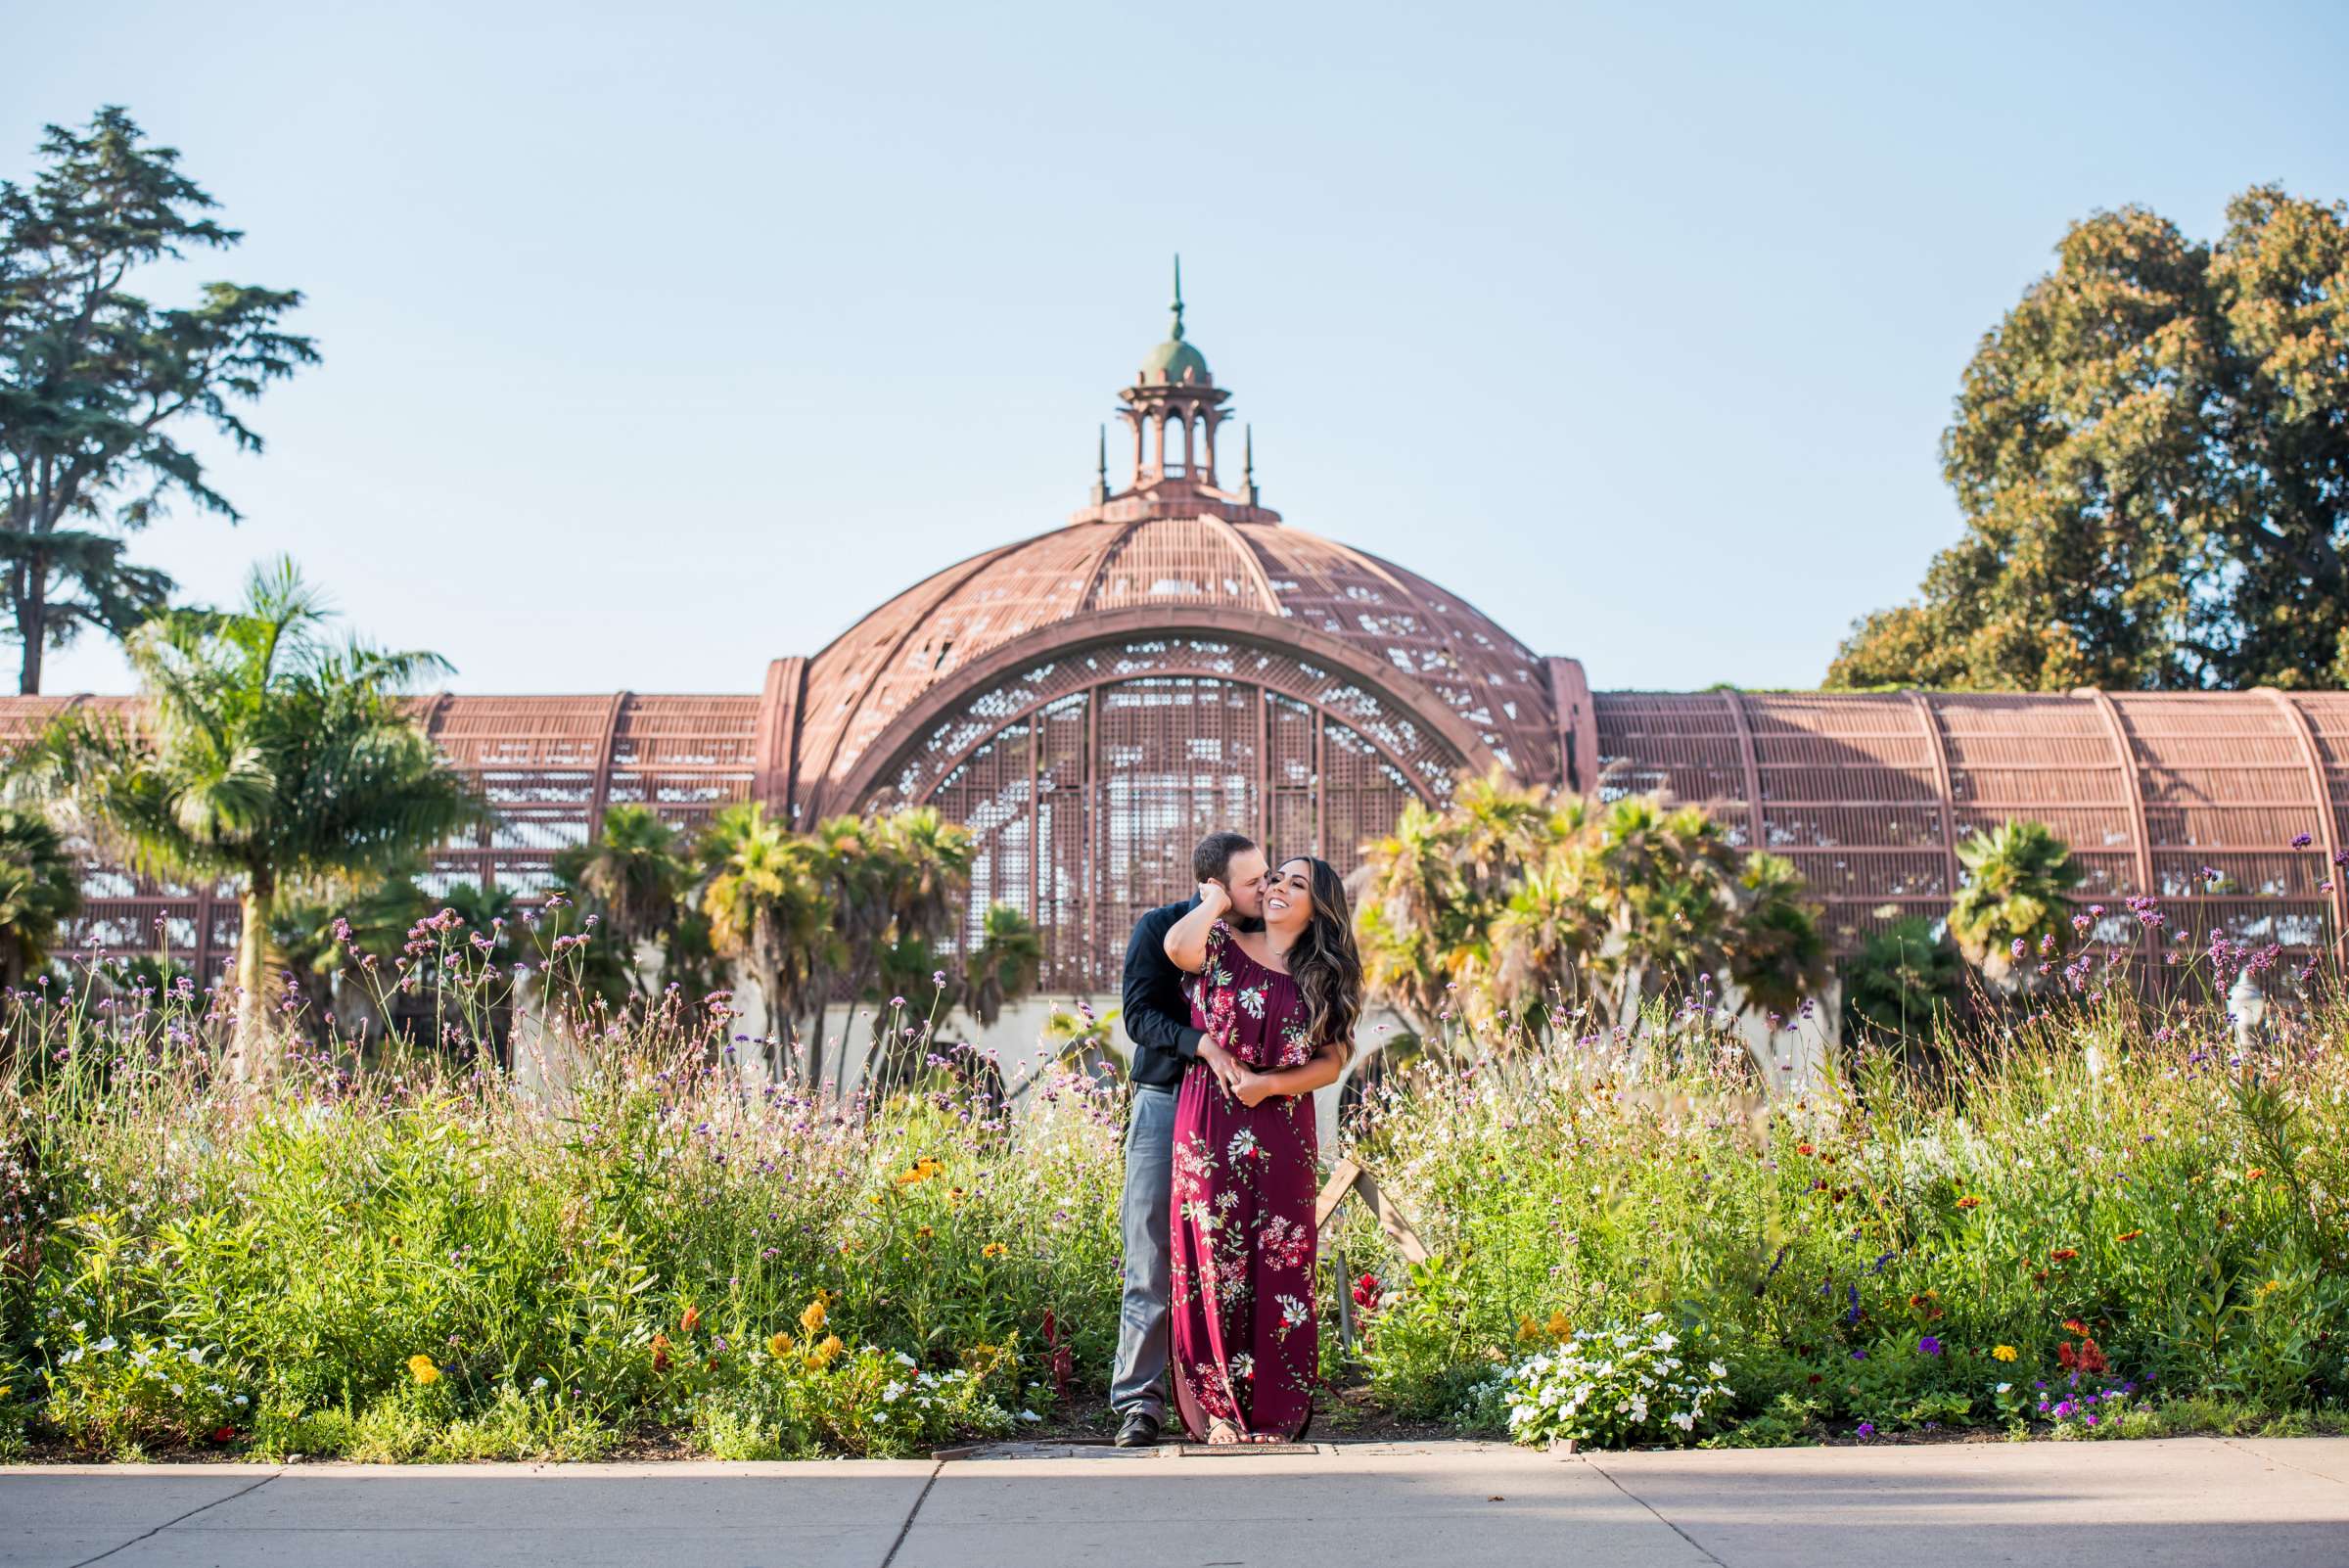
[1197,1038,1245,1095]
[1195,879,1232,916]
[1233,1069,1278,1108]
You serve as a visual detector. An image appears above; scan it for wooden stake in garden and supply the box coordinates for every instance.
[1314,1157,1432,1354]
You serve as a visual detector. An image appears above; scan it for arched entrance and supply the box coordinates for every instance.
[842,626,1486,990]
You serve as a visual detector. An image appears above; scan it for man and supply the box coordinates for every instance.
[1109,830,1266,1448]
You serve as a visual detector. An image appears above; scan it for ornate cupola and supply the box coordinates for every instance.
[1070,258,1280,526]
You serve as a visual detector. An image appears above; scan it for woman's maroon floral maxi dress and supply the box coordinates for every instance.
[1169,920,1320,1442]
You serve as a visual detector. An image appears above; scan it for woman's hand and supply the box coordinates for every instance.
[1195,880,1232,916]
[1232,1069,1279,1108]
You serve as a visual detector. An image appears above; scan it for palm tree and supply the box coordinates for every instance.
[1845,916,1965,1040]
[964,901,1043,1029]
[1727,852,1831,1019]
[832,808,975,1094]
[1588,797,1744,1022]
[269,868,430,1037]
[552,805,689,995]
[701,801,835,1081]
[0,806,81,991]
[15,558,485,1077]
[1486,841,1605,1034]
[1949,819,2082,993]
[1356,798,1476,1042]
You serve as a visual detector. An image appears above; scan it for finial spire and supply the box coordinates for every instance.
[1089,424,1110,505]
[1243,423,1258,505]
[1170,254,1185,342]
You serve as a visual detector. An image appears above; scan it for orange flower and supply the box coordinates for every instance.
[680,1305,702,1334]
[1955,1195,1982,1210]
[2062,1318,2090,1335]
[1795,1142,1816,1157]
[2050,1248,2079,1263]
[2244,1168,2267,1180]
[2116,1228,2143,1242]
[652,1333,671,1373]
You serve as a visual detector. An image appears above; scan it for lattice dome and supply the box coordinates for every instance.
[792,515,1561,816]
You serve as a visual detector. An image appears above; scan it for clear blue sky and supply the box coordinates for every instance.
[16,1,2349,696]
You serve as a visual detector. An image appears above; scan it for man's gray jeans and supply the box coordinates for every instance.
[1109,1084,1177,1419]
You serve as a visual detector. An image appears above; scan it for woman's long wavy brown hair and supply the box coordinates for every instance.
[1275,855,1363,1055]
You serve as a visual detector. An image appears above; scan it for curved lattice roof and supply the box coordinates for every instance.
[793,515,1561,812]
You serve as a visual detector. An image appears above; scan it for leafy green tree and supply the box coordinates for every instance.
[1948,819,2083,994]
[0,804,80,989]
[1829,186,2349,693]
[0,108,317,693]
[1843,916,1965,1039]
[553,804,690,996]
[13,557,484,1075]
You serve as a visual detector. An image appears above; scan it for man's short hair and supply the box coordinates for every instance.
[1192,831,1258,886]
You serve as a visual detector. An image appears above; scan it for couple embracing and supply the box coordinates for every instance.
[1108,832,1364,1447]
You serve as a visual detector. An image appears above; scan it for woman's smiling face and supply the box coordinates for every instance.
[1265,858,1314,935]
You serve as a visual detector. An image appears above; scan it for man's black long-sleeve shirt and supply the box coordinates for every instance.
[1122,898,1203,1088]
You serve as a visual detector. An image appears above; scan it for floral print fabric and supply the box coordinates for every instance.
[1168,920,1319,1442]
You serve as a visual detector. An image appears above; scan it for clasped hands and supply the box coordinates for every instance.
[1198,1038,1278,1106]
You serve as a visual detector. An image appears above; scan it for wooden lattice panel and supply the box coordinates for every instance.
[1591,689,2346,958]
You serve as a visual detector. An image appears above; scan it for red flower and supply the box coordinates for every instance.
[2062,1318,2090,1335]
[210,1426,237,1444]
[680,1305,702,1334]
[2050,1248,2079,1263]
[1352,1272,1383,1314]
[1795,1142,1816,1157]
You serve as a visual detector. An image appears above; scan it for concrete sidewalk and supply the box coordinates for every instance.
[5,1437,2346,1568]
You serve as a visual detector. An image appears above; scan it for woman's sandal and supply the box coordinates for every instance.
[1206,1417,1243,1446]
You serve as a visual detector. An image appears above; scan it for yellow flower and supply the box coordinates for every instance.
[767,1331,796,1359]
[916,1225,934,1239]
[806,1334,843,1369]
[800,1299,828,1336]
[1992,1345,2018,1362]
[982,1242,1008,1259]
[1515,1314,1541,1343]
[407,1354,441,1385]
[2262,1278,2283,1295]
[1543,1311,1573,1341]
[895,1157,945,1188]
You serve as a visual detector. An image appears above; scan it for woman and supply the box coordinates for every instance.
[1161,854,1362,1444]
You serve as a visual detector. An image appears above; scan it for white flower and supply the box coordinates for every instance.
[882,1382,903,1404]
[1707,1360,1727,1380]
[94,1335,117,1354]
[233,1395,249,1407]
[894,1352,917,1367]
[1018,1409,1041,1422]
[1671,1411,1695,1432]
[531,1376,549,1391]
[1996,1382,2012,1395]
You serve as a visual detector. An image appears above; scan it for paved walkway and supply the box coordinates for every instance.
[5,1436,2347,1567]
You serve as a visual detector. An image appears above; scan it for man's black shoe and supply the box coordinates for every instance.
[1114,1410,1161,1448]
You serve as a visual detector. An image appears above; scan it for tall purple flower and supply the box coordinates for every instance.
[1917,1335,1943,1357]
